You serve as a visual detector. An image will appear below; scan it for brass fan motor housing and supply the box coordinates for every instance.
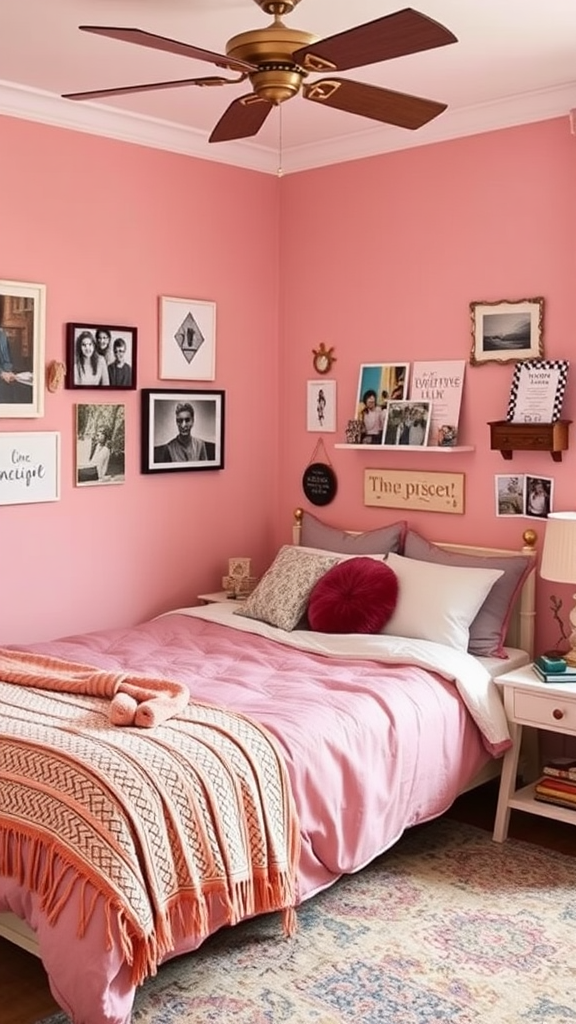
[226,24,317,104]
[252,1,304,15]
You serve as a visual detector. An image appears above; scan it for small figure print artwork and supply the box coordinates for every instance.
[307,380,336,432]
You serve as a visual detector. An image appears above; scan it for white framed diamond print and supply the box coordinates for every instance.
[159,296,216,382]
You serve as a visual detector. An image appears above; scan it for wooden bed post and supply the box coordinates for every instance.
[518,528,537,660]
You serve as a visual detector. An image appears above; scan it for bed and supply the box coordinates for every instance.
[0,510,537,1024]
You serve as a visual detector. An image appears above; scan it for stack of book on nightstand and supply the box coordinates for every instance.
[534,758,576,811]
[532,653,576,684]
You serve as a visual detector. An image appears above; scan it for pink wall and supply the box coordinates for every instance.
[0,115,281,643]
[278,118,576,654]
[2,113,575,655]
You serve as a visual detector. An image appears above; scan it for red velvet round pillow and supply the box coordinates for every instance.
[307,557,399,634]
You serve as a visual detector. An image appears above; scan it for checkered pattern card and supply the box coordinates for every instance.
[506,359,569,423]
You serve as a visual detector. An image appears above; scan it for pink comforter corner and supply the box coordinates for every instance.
[0,607,496,1024]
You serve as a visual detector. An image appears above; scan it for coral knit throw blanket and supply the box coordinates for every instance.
[0,646,191,727]
[0,654,300,983]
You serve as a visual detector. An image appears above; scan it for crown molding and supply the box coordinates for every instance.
[280,81,576,173]
[0,80,279,174]
[1,78,575,177]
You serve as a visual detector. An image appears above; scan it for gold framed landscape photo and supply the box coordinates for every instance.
[159,297,216,382]
[0,279,46,418]
[470,297,544,365]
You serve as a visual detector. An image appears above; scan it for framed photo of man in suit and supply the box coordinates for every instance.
[0,279,46,418]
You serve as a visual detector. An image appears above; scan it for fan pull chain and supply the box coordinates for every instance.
[277,104,283,178]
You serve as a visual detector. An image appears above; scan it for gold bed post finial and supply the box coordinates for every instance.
[522,529,537,552]
[293,508,303,546]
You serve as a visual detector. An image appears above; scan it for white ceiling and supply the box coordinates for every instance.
[2,0,576,174]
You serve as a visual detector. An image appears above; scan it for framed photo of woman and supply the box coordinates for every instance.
[75,403,126,486]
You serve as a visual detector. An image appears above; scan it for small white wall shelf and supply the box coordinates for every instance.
[334,444,475,453]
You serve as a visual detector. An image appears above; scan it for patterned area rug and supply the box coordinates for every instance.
[39,818,576,1024]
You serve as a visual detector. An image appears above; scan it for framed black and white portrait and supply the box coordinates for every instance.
[75,403,126,486]
[66,323,137,389]
[141,389,225,474]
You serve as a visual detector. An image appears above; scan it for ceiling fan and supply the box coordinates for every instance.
[62,1,457,144]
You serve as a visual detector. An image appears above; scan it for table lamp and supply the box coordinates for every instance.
[540,511,576,666]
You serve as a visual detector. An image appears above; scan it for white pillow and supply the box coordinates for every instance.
[235,545,340,631]
[381,552,504,651]
[296,546,387,564]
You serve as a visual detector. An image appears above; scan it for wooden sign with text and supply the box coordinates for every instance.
[364,468,465,514]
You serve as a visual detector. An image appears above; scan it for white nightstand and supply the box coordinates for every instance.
[493,664,576,842]
[197,591,247,605]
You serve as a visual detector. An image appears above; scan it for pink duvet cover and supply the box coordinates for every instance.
[0,607,497,1024]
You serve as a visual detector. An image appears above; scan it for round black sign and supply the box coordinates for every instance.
[302,462,337,506]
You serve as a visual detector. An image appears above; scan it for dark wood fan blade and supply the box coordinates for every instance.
[293,8,457,73]
[209,94,274,143]
[79,26,256,73]
[63,76,244,102]
[303,78,447,129]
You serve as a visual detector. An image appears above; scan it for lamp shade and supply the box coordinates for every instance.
[540,512,576,584]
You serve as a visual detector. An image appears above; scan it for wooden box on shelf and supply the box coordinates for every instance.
[488,420,571,462]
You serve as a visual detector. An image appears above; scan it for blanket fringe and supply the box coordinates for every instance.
[1,827,298,986]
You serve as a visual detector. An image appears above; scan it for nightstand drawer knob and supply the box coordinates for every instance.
[553,708,564,720]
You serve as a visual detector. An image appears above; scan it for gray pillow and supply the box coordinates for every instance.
[235,546,339,631]
[300,511,406,555]
[403,530,534,658]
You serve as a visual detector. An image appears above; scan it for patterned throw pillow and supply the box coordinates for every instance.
[235,546,339,631]
[307,557,399,634]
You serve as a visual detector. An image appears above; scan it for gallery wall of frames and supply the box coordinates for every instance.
[0,281,223,506]
[0,282,569,527]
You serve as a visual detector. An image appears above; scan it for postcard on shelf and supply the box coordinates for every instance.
[506,359,569,424]
[409,360,465,446]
